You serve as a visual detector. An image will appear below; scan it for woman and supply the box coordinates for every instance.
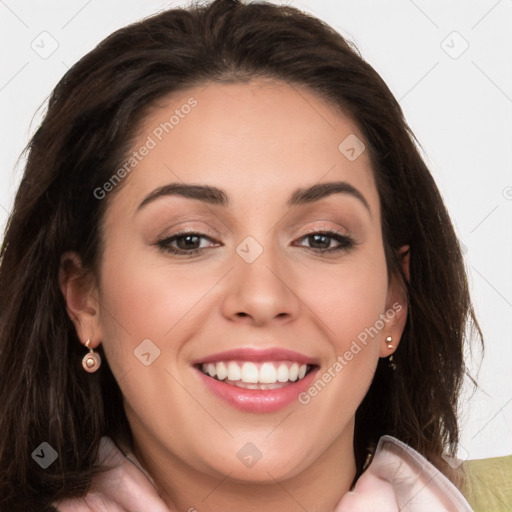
[0,0,482,510]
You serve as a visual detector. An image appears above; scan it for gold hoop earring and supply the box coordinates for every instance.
[82,339,101,373]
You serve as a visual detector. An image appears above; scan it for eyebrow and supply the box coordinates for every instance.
[136,181,371,215]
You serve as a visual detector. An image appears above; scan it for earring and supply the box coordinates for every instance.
[82,339,101,373]
[385,336,396,371]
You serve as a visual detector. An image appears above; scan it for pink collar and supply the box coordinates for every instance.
[53,435,473,511]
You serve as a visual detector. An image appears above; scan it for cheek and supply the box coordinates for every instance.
[300,252,389,354]
[95,239,208,432]
[293,246,389,410]
[96,232,228,377]
[329,271,388,352]
[99,230,197,332]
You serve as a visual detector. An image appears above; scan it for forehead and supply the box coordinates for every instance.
[107,80,378,217]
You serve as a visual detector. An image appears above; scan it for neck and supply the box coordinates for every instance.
[131,423,357,512]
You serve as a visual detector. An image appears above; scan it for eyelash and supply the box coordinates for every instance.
[156,229,356,257]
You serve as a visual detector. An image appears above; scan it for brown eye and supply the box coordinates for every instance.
[294,230,355,254]
[157,231,219,256]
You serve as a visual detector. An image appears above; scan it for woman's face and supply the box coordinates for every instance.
[73,80,407,483]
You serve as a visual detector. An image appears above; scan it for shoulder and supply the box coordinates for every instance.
[364,436,474,511]
[51,436,171,512]
[462,454,512,512]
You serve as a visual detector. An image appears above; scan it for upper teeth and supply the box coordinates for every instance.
[200,361,309,384]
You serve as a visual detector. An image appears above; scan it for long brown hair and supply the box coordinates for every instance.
[0,0,482,509]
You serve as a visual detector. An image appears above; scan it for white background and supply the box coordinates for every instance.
[1,0,511,460]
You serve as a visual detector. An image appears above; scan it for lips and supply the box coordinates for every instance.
[192,348,319,413]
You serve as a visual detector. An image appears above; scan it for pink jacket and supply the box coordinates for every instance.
[53,435,474,511]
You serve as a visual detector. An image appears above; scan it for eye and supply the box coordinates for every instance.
[156,231,220,256]
[293,230,355,254]
[155,229,356,257]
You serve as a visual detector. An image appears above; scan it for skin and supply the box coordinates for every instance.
[60,80,409,512]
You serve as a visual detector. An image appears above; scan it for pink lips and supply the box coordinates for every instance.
[192,348,319,413]
[191,347,319,366]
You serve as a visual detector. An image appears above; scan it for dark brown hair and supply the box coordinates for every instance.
[0,0,482,509]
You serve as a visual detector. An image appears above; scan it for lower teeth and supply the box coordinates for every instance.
[225,379,292,390]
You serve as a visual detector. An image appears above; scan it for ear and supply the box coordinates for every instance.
[379,245,409,357]
[59,251,103,350]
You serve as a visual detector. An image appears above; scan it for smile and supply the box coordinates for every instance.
[193,348,320,413]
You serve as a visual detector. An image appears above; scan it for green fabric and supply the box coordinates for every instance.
[462,455,512,512]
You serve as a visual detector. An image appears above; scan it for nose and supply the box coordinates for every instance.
[220,239,301,327]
